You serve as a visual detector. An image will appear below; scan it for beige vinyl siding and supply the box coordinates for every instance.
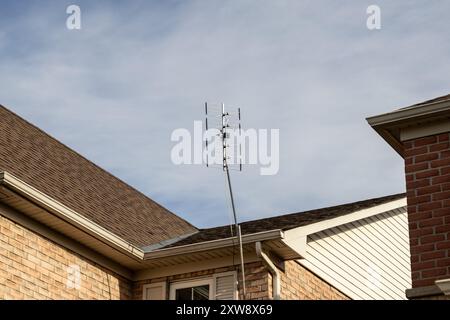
[299,207,411,300]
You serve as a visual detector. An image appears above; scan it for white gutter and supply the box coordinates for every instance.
[366,98,450,127]
[143,229,284,259]
[256,241,280,300]
[366,99,450,157]
[0,171,144,260]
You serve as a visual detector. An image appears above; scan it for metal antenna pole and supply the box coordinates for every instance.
[221,103,246,298]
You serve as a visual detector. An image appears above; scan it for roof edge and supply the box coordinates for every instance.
[0,171,289,263]
[366,98,450,128]
[284,196,407,241]
[0,170,407,267]
[366,98,450,157]
[0,171,145,260]
[0,104,197,233]
[143,229,284,260]
[281,195,406,258]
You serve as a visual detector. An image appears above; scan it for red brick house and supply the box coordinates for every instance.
[1,103,413,300]
[368,93,450,299]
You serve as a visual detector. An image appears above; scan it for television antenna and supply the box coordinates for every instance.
[204,102,246,298]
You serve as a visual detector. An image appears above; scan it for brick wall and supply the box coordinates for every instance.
[135,260,347,300]
[278,260,348,300]
[1,210,347,300]
[404,132,450,288]
[238,262,270,300]
[134,262,270,300]
[0,214,132,300]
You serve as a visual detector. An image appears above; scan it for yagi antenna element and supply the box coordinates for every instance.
[204,102,246,298]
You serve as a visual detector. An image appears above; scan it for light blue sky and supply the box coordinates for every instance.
[1,1,449,227]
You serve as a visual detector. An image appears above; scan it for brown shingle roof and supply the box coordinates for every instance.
[165,193,405,247]
[401,93,450,110]
[412,93,450,106]
[0,105,197,247]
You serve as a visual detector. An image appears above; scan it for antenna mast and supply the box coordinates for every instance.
[205,102,246,298]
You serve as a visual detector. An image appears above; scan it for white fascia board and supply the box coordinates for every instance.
[0,171,144,260]
[282,197,407,257]
[366,99,450,128]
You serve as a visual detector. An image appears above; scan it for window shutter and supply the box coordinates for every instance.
[214,272,237,300]
[143,282,166,300]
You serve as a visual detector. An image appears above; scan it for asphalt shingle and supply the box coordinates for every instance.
[0,105,197,247]
[165,193,405,248]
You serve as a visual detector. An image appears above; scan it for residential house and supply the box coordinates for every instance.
[0,103,412,300]
[368,93,450,299]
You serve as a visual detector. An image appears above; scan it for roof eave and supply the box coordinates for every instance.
[366,98,450,158]
[282,196,407,256]
[0,172,301,267]
[142,229,285,260]
[0,171,145,261]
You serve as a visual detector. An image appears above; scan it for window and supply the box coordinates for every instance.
[175,284,210,300]
[168,272,237,301]
[169,279,214,300]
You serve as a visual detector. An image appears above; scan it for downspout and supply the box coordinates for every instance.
[255,241,280,300]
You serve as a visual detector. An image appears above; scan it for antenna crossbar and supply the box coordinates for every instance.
[204,102,246,298]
